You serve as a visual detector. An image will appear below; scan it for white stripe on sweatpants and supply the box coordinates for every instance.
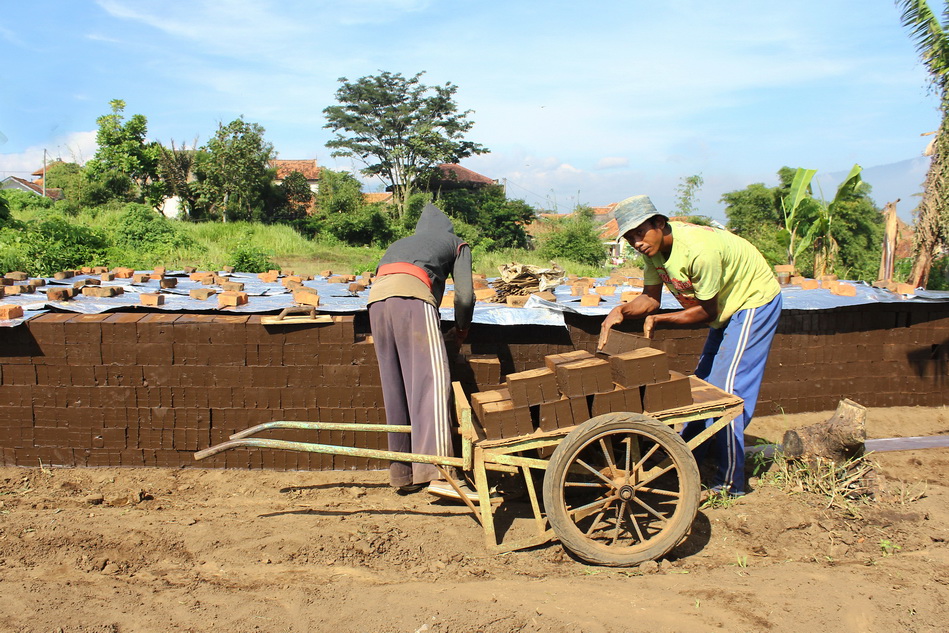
[722,306,756,489]
[422,304,452,457]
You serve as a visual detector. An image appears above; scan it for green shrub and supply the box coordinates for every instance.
[536,209,608,268]
[17,215,108,276]
[227,238,277,273]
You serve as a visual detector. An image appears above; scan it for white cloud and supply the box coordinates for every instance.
[596,157,629,170]
[0,131,98,178]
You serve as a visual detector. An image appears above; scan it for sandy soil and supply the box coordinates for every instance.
[1,405,947,633]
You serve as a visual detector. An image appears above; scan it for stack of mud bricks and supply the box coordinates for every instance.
[0,312,387,470]
[762,303,949,414]
[471,345,692,441]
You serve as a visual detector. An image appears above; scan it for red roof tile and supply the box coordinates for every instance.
[271,159,321,180]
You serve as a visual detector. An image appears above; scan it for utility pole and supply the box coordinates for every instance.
[42,149,47,198]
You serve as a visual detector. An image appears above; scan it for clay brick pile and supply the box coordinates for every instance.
[469,345,693,441]
[0,313,386,469]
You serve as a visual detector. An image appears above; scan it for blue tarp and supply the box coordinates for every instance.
[1,271,947,328]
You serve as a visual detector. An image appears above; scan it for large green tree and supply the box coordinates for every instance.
[437,186,536,248]
[897,0,949,287]
[194,118,276,222]
[84,99,161,206]
[323,71,488,218]
[723,167,883,280]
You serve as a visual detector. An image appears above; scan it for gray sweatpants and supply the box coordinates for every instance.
[368,297,453,487]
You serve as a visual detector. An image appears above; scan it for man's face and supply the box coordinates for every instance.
[624,218,663,257]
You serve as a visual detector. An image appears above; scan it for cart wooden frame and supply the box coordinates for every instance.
[195,376,742,566]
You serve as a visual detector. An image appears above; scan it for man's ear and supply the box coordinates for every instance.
[653,216,668,231]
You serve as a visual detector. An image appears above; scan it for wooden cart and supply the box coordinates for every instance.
[195,376,742,567]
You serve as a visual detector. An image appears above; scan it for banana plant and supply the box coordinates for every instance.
[779,164,863,276]
[802,164,864,278]
[778,167,817,270]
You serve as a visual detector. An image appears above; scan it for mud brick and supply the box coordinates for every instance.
[293,290,321,307]
[53,271,75,280]
[136,313,180,342]
[505,294,529,308]
[0,304,24,320]
[579,294,602,307]
[189,288,216,300]
[620,291,642,303]
[641,371,693,412]
[474,287,497,302]
[189,272,214,283]
[544,349,595,373]
[131,273,150,284]
[537,397,574,432]
[566,395,591,425]
[470,388,511,423]
[45,286,73,302]
[7,283,37,295]
[4,271,28,281]
[506,367,560,407]
[218,291,249,308]
[832,283,857,297]
[100,272,115,282]
[140,293,165,306]
[599,330,652,356]
[532,290,557,302]
[590,386,643,416]
[594,285,616,296]
[258,271,280,283]
[610,348,669,387]
[136,342,174,366]
[1,364,34,386]
[332,315,355,343]
[799,278,819,290]
[570,283,591,296]
[73,278,100,289]
[478,399,532,440]
[555,358,613,397]
[469,356,502,387]
[220,281,245,293]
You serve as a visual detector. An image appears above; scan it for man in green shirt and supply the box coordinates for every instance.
[598,195,783,496]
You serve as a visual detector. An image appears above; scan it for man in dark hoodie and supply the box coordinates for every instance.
[367,203,475,499]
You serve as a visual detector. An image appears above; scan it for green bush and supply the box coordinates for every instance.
[536,209,608,268]
[14,215,109,276]
[227,238,277,273]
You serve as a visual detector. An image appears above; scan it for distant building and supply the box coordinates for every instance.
[270,159,321,194]
[0,175,64,201]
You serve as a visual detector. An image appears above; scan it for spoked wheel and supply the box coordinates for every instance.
[542,412,700,566]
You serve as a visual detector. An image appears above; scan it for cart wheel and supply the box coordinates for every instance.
[542,412,700,567]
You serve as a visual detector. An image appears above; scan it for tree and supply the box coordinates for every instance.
[84,99,161,205]
[437,186,536,248]
[195,118,275,222]
[673,174,704,216]
[723,167,882,280]
[269,171,314,223]
[897,1,949,287]
[156,140,201,219]
[537,206,608,267]
[323,71,488,218]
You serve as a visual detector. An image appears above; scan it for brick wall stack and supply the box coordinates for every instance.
[0,312,386,469]
[563,303,949,416]
[0,300,946,469]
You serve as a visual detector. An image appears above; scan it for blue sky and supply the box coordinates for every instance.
[0,0,940,221]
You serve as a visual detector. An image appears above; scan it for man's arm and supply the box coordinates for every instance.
[451,244,474,342]
[642,296,718,338]
[597,284,662,349]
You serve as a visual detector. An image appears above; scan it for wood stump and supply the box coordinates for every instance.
[782,398,867,464]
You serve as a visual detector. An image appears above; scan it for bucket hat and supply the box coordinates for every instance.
[614,195,660,241]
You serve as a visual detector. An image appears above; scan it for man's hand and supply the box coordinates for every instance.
[643,315,657,339]
[597,305,625,350]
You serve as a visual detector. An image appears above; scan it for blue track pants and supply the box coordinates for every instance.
[682,292,782,494]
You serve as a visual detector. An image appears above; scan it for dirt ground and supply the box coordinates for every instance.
[0,405,947,633]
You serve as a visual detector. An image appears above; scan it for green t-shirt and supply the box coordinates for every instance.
[642,221,780,328]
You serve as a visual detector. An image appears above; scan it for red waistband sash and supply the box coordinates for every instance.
[376,262,433,290]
